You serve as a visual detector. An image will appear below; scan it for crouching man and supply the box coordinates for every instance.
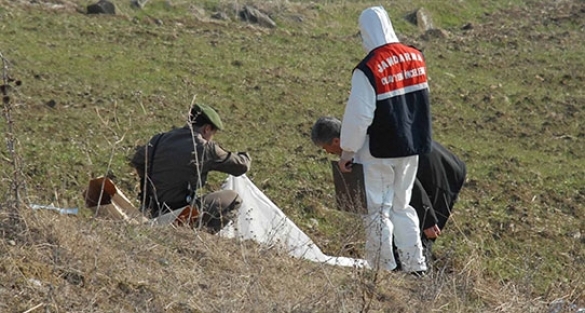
[311,116,466,272]
[130,103,252,233]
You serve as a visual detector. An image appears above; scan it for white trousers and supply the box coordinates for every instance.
[359,154,426,272]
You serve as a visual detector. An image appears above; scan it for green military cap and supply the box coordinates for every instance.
[190,103,224,130]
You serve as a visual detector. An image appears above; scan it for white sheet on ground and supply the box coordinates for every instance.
[219,174,368,268]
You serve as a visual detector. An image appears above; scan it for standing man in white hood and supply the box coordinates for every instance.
[338,6,433,274]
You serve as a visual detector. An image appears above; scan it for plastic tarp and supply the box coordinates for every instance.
[219,175,368,268]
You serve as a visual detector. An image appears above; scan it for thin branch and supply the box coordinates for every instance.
[0,51,22,209]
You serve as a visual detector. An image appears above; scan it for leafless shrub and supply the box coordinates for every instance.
[0,52,24,211]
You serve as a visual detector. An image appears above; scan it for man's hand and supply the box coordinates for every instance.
[338,159,353,173]
[423,224,441,239]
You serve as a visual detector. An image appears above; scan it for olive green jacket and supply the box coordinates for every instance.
[131,125,251,216]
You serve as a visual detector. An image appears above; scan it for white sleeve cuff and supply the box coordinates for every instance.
[341,151,355,161]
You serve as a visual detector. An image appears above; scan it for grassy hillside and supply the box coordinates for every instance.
[0,0,584,311]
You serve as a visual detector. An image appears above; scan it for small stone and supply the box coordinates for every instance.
[46,99,56,108]
[308,218,319,228]
[87,0,116,15]
[28,278,42,287]
[211,12,230,21]
[462,22,474,30]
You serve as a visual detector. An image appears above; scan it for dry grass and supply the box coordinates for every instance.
[0,206,570,313]
[1,0,585,311]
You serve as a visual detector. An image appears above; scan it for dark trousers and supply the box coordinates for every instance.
[197,190,242,233]
[430,187,458,231]
[145,190,242,233]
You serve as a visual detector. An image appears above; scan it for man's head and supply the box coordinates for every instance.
[189,103,223,141]
[311,116,342,155]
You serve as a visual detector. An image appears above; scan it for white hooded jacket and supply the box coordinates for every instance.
[340,6,400,161]
[339,6,429,273]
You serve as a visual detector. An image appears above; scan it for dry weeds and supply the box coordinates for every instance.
[0,206,568,313]
[1,0,584,312]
